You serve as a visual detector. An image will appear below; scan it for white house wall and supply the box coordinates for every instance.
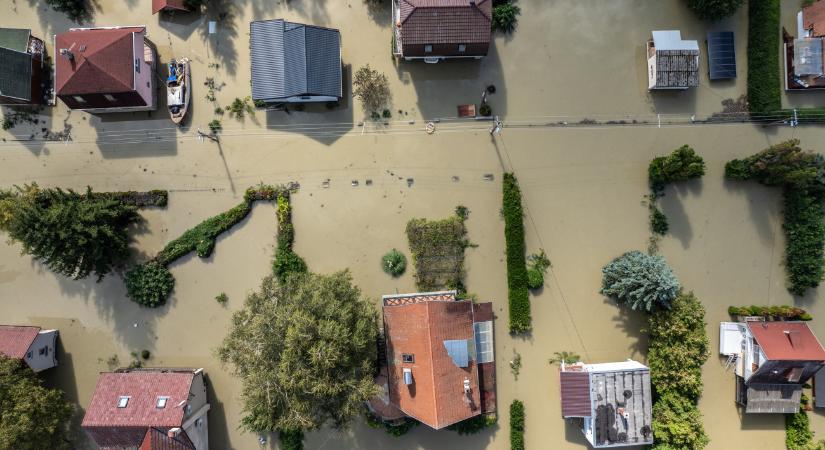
[23,330,57,372]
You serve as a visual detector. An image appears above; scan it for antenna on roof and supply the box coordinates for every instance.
[59,48,74,61]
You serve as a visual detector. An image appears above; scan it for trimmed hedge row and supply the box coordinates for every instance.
[510,399,525,450]
[273,193,307,282]
[156,201,252,265]
[98,190,168,207]
[727,304,812,321]
[503,173,531,334]
[784,189,825,295]
[747,0,781,115]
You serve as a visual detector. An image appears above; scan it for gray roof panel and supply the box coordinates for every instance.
[0,47,32,101]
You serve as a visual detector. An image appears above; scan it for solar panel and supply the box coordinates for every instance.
[443,339,470,368]
[707,31,737,80]
[474,321,494,364]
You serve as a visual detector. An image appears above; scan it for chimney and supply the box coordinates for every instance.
[463,378,471,394]
[59,48,74,61]
[167,427,182,438]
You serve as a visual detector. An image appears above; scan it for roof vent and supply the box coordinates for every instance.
[167,428,182,438]
[59,48,74,61]
[786,330,801,348]
[403,368,413,385]
[463,378,471,393]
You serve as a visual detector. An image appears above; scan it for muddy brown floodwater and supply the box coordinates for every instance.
[2,0,825,449]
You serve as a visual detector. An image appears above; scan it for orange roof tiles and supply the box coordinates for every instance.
[55,27,143,96]
[748,322,825,361]
[0,325,40,359]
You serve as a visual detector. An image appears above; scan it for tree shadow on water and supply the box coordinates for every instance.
[607,297,648,361]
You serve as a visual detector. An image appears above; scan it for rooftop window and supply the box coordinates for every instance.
[156,396,169,409]
[117,396,130,408]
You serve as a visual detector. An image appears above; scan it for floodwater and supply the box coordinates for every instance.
[2,0,825,449]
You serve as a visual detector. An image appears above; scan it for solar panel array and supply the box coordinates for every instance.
[707,31,737,80]
[473,321,494,364]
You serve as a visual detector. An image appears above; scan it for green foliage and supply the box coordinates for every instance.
[510,400,525,450]
[787,408,814,450]
[527,249,550,289]
[273,193,307,283]
[648,145,706,192]
[273,249,308,282]
[228,97,255,119]
[446,414,497,435]
[727,304,811,320]
[601,251,681,312]
[125,262,175,308]
[215,292,228,305]
[492,2,521,34]
[648,292,709,401]
[548,351,581,365]
[157,201,251,265]
[208,119,222,134]
[4,185,140,281]
[652,393,710,450]
[526,268,544,290]
[140,350,150,360]
[363,412,419,437]
[44,0,90,22]
[725,141,825,295]
[353,64,391,114]
[747,0,781,114]
[406,212,469,292]
[278,429,304,450]
[503,173,531,333]
[0,356,73,450]
[479,102,493,117]
[510,351,522,379]
[381,249,407,277]
[217,271,379,433]
[650,206,669,236]
[686,0,744,20]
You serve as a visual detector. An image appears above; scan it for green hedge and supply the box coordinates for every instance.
[156,201,252,265]
[272,193,307,282]
[787,408,813,450]
[784,190,825,295]
[727,304,812,321]
[747,0,781,115]
[510,400,525,450]
[503,173,531,334]
[124,262,175,308]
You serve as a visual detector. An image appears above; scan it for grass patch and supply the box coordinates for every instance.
[405,208,470,292]
[503,173,531,334]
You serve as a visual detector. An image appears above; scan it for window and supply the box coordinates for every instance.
[134,58,140,74]
[104,94,116,102]
[184,404,192,415]
[38,347,46,356]
[458,44,466,53]
[26,351,32,359]
[195,418,204,428]
[156,396,169,408]
[424,45,433,53]
[73,95,86,103]
[787,367,804,383]
[402,354,414,363]
[117,396,130,408]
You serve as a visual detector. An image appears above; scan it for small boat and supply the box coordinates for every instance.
[167,58,190,124]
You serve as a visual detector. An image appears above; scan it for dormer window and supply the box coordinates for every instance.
[156,396,169,409]
[117,396,130,408]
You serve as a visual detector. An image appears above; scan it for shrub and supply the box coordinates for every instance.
[510,400,525,450]
[227,97,255,119]
[208,119,222,134]
[686,0,744,20]
[787,409,813,450]
[648,292,709,401]
[364,412,419,437]
[650,206,669,235]
[747,0,781,115]
[125,262,175,308]
[278,429,304,450]
[548,351,580,365]
[381,249,407,277]
[273,249,307,283]
[353,64,391,114]
[652,393,709,449]
[648,145,706,192]
[479,103,492,117]
[503,173,531,333]
[447,414,496,435]
[156,201,252,265]
[492,2,521,34]
[140,350,151,360]
[724,140,825,191]
[601,251,681,312]
[526,267,544,290]
[215,292,228,305]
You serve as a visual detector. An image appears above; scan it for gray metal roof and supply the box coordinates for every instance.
[0,28,30,52]
[743,383,802,413]
[590,368,653,447]
[0,47,32,101]
[707,31,736,80]
[794,38,824,76]
[250,19,342,102]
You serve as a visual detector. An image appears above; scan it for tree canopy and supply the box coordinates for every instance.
[217,271,378,433]
[1,185,140,281]
[686,0,743,20]
[601,250,680,311]
[0,356,73,450]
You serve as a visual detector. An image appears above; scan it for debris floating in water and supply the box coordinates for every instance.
[483,174,494,181]
[452,176,460,182]
[407,178,414,187]
[366,179,373,186]
[321,179,330,189]
[351,180,359,187]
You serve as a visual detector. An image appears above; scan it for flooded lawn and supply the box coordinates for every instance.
[2,0,825,449]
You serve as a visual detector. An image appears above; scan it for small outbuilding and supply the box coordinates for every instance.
[0,28,46,105]
[0,325,58,372]
[250,19,342,105]
[560,360,653,448]
[646,30,700,90]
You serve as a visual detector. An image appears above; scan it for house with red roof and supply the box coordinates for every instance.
[54,26,157,112]
[82,368,210,450]
[392,0,492,62]
[0,325,58,372]
[720,320,825,413]
[153,0,191,15]
[368,290,496,430]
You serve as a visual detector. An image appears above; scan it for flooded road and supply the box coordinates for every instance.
[2,0,825,449]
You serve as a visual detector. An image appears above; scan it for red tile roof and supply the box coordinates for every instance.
[748,322,825,361]
[399,0,492,46]
[0,325,40,359]
[559,370,591,417]
[152,0,188,14]
[140,427,195,450]
[55,27,143,96]
[804,0,825,37]
[82,369,195,448]
[383,292,481,429]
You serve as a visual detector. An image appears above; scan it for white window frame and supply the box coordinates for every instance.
[156,396,169,409]
[458,44,466,53]
[104,94,116,102]
[117,396,130,408]
[73,95,86,103]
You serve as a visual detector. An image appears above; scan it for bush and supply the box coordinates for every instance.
[278,429,304,450]
[747,0,781,115]
[787,409,813,450]
[353,64,391,114]
[648,145,706,192]
[140,350,151,360]
[215,292,228,305]
[492,2,521,34]
[125,262,175,308]
[686,0,744,20]
[648,292,709,401]
[652,393,710,449]
[479,103,492,117]
[526,267,544,290]
[156,201,252,265]
[364,412,419,437]
[381,249,407,277]
[447,414,496,435]
[510,400,525,450]
[503,173,531,333]
[650,206,669,235]
[208,119,222,134]
[273,249,307,283]
[601,251,681,312]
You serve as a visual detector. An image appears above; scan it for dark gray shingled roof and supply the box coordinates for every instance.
[250,19,342,101]
[0,29,32,101]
